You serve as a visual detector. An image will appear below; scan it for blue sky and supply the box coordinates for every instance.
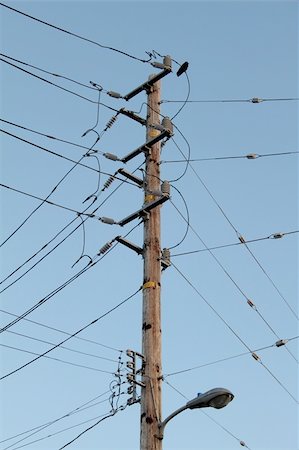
[0,1,298,450]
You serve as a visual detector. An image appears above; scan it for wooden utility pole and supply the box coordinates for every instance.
[140,78,163,450]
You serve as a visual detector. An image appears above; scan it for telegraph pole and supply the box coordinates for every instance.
[140,78,163,450]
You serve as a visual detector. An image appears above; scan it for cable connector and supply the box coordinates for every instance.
[240,441,246,447]
[238,235,246,244]
[251,352,261,362]
[247,299,256,310]
[246,153,259,159]
[275,339,288,347]
[251,97,263,103]
[271,232,284,239]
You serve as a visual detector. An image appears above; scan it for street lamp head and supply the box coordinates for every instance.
[186,388,234,410]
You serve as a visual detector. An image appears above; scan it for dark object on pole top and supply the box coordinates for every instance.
[176,61,189,77]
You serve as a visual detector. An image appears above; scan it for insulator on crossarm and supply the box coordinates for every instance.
[98,241,114,255]
[107,91,122,99]
[106,115,118,129]
[102,175,115,191]
[103,152,120,161]
[100,217,117,225]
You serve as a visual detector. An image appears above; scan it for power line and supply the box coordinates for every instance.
[164,336,299,377]
[0,2,153,63]
[169,202,298,363]
[0,309,121,352]
[0,117,103,152]
[0,343,115,374]
[0,221,142,335]
[171,230,299,256]
[172,262,298,404]
[0,182,103,219]
[0,52,98,91]
[161,150,299,163]
[174,142,299,321]
[5,329,118,362]
[0,164,143,293]
[1,394,115,450]
[161,97,299,104]
[0,285,141,380]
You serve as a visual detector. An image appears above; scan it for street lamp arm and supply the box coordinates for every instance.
[156,405,188,440]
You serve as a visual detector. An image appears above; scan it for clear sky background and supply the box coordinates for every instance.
[0,1,298,450]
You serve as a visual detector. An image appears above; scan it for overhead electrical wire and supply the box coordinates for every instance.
[5,329,118,362]
[161,150,299,163]
[0,221,143,336]
[0,309,121,352]
[0,343,115,374]
[0,2,153,63]
[0,52,98,91]
[0,117,103,152]
[1,396,118,450]
[172,137,299,321]
[169,206,298,363]
[164,336,299,377]
[161,97,299,103]
[0,163,143,293]
[170,230,299,257]
[172,262,298,404]
[0,285,142,381]
[0,389,111,445]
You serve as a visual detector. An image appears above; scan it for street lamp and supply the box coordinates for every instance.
[156,387,234,440]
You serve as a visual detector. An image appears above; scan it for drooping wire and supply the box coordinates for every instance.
[0,343,115,374]
[0,221,143,337]
[168,185,190,250]
[170,71,191,121]
[172,262,298,404]
[161,97,299,103]
[161,150,299,163]
[170,230,299,257]
[5,329,118,362]
[0,389,112,448]
[164,336,299,378]
[0,164,143,293]
[0,284,142,381]
[0,2,154,63]
[0,52,98,91]
[0,309,121,352]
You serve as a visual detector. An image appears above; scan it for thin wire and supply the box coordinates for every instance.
[0,117,103,153]
[2,403,115,450]
[0,390,111,444]
[164,336,299,377]
[170,71,191,120]
[161,150,299,163]
[0,52,98,91]
[168,186,190,250]
[0,2,153,63]
[5,330,118,362]
[0,285,142,380]
[0,164,143,293]
[0,343,114,374]
[161,97,299,103]
[0,222,143,336]
[171,230,299,257]
[0,183,102,219]
[0,309,121,352]
[169,208,298,362]
[172,262,298,404]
